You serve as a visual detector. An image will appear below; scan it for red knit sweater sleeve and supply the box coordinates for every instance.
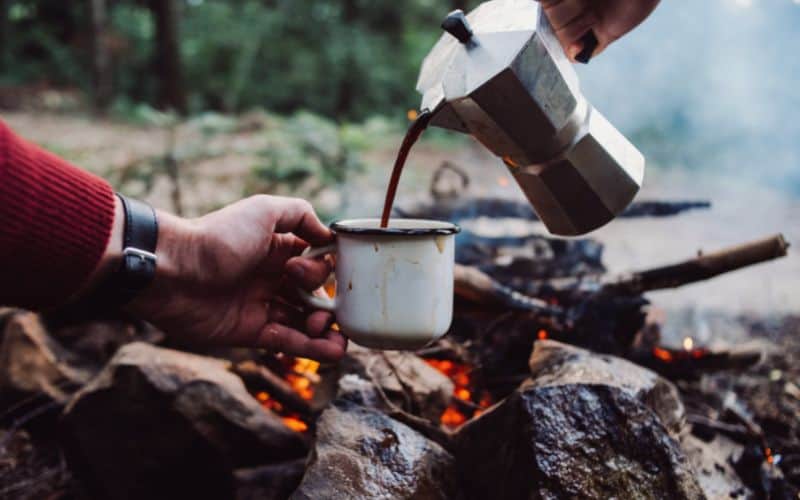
[0,119,115,309]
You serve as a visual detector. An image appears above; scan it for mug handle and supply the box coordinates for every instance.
[295,244,337,312]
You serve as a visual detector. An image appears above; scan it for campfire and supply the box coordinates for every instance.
[0,189,796,499]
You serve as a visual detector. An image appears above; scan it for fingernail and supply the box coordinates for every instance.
[568,44,583,62]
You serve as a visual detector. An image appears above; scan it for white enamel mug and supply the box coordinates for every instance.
[297,218,460,351]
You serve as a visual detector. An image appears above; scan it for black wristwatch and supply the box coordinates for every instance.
[50,193,158,323]
[104,193,159,306]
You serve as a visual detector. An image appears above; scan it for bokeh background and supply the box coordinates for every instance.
[1,0,798,325]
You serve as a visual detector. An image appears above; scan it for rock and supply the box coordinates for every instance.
[455,384,703,500]
[336,373,385,409]
[0,312,92,401]
[235,459,306,500]
[62,342,307,500]
[343,345,453,422]
[291,399,460,500]
[528,340,685,433]
[681,434,750,499]
[51,319,164,368]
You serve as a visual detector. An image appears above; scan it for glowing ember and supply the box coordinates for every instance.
[653,347,674,362]
[286,374,314,401]
[440,407,467,427]
[254,357,321,432]
[407,109,419,121]
[765,447,774,464]
[323,281,337,299]
[282,416,309,433]
[683,337,694,351]
[537,329,548,340]
[255,391,284,413]
[425,358,493,428]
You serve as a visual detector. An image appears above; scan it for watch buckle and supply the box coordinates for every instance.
[123,247,157,264]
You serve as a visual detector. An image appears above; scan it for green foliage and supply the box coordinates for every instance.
[251,111,364,193]
[0,0,472,120]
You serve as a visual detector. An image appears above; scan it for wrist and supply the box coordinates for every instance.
[123,210,195,317]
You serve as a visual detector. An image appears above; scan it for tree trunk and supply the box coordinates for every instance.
[89,0,112,113]
[451,0,470,11]
[0,0,9,72]
[149,0,187,114]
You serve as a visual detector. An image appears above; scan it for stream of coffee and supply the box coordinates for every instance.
[380,109,434,228]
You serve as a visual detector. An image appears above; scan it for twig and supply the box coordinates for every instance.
[364,358,454,451]
[607,234,789,295]
[454,264,562,315]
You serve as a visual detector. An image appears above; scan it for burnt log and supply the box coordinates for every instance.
[398,197,710,223]
[607,234,789,295]
[232,361,312,417]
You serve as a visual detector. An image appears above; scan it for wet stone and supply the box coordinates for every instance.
[291,399,460,500]
[455,383,703,500]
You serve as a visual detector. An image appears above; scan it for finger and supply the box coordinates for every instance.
[305,310,335,338]
[540,0,600,60]
[262,233,308,274]
[559,14,600,61]
[540,0,588,31]
[267,300,307,330]
[285,255,333,291]
[270,197,332,246]
[257,322,346,362]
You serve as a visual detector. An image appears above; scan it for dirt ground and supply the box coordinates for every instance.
[4,111,799,342]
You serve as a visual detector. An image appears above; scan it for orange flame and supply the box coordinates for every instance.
[537,329,548,340]
[407,109,419,121]
[765,447,774,464]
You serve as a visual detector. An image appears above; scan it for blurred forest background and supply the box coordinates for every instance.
[0,0,470,118]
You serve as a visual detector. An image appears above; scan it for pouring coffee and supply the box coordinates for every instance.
[414,0,646,236]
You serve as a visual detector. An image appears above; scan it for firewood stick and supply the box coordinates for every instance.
[607,234,789,295]
[454,264,560,314]
[232,361,312,416]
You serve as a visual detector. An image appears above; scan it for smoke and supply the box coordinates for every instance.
[576,0,800,195]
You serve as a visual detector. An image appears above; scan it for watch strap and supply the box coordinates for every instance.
[113,194,159,305]
[48,194,158,324]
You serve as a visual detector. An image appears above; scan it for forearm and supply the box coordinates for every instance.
[0,120,116,309]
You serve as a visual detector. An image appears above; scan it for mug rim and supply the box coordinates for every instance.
[331,218,460,236]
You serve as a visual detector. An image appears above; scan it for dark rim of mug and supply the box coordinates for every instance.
[330,220,461,236]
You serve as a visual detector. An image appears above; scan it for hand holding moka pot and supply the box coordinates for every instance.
[417,0,645,236]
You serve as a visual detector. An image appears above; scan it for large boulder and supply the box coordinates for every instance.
[291,399,460,500]
[62,342,307,500]
[455,341,703,500]
[343,345,453,422]
[528,340,685,433]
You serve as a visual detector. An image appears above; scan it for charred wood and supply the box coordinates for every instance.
[607,234,789,295]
